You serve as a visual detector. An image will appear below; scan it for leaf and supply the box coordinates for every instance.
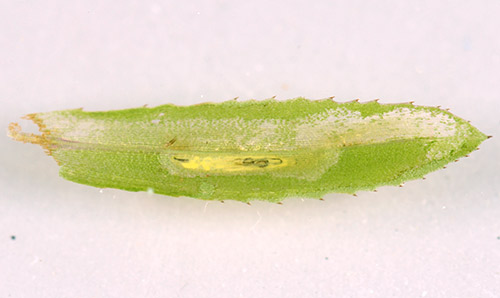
[8,98,489,202]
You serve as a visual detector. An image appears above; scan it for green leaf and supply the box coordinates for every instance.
[8,98,489,202]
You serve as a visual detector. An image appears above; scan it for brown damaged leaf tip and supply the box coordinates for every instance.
[7,119,54,157]
[8,122,44,145]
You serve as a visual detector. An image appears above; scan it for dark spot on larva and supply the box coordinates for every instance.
[11,235,16,240]
[236,157,281,168]
[254,159,269,168]
[173,157,189,162]
[242,158,254,166]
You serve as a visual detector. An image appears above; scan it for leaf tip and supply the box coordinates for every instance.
[7,122,44,145]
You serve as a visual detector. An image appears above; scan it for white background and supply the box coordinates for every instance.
[1,1,499,297]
